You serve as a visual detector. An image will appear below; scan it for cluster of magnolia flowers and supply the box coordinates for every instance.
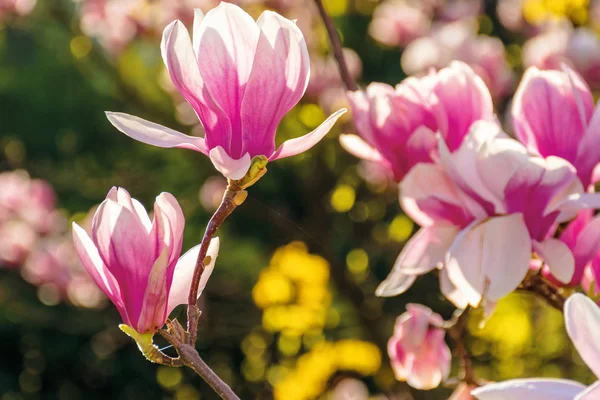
[0,170,105,308]
[340,48,600,394]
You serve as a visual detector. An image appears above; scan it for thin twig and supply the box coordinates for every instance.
[158,324,241,400]
[178,344,241,400]
[313,0,359,91]
[444,307,478,386]
[186,183,244,344]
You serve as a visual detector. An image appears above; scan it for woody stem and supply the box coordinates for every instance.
[186,183,243,345]
[313,0,358,91]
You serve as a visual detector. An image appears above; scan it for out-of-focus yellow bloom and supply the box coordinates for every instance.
[388,215,414,243]
[523,0,589,25]
[252,270,295,309]
[248,242,381,399]
[273,340,381,400]
[331,185,356,213]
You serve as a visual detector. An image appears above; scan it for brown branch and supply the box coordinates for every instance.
[313,0,359,91]
[177,344,240,400]
[443,307,478,386]
[187,183,246,344]
[518,272,567,311]
[158,322,241,400]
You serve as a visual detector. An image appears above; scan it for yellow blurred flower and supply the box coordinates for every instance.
[523,0,589,24]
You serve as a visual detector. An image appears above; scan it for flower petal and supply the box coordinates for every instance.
[576,381,600,400]
[339,134,384,162]
[161,20,232,146]
[208,146,252,180]
[376,225,460,297]
[195,2,260,158]
[565,293,600,377]
[151,192,185,267]
[136,247,169,333]
[270,108,346,160]
[167,238,220,315]
[432,61,494,152]
[472,379,587,400]
[240,10,310,158]
[92,199,153,326]
[72,223,127,321]
[533,239,575,284]
[446,214,531,306]
[106,112,207,154]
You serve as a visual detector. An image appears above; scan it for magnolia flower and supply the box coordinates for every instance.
[513,65,600,188]
[341,61,493,182]
[378,121,600,312]
[388,304,451,390]
[72,187,219,333]
[473,293,600,400]
[542,210,600,286]
[106,3,346,180]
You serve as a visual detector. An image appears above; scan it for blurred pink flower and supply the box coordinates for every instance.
[401,20,513,99]
[437,0,482,22]
[523,26,600,89]
[456,35,514,99]
[0,0,36,18]
[0,220,37,268]
[512,65,600,188]
[107,3,345,180]
[72,187,219,333]
[305,48,362,100]
[79,0,142,55]
[199,176,228,212]
[368,1,430,47]
[341,61,493,182]
[22,236,106,308]
[388,304,451,390]
[473,293,600,399]
[378,121,600,312]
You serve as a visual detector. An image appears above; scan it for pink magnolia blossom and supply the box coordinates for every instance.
[341,61,493,182]
[106,3,346,180]
[388,304,451,390]
[472,293,600,400]
[541,210,600,286]
[377,121,600,311]
[512,65,600,188]
[72,187,219,333]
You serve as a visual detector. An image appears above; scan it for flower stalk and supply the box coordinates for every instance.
[313,0,358,91]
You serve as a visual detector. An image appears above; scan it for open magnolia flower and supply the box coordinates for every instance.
[106,2,346,180]
[512,65,600,189]
[377,121,600,313]
[341,61,493,182]
[72,187,219,334]
[472,293,600,400]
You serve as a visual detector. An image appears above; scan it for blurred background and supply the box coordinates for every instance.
[0,0,598,398]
